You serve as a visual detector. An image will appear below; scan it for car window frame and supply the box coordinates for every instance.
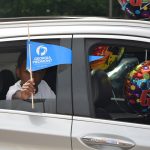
[72,34,150,119]
[72,37,95,118]
[0,34,73,116]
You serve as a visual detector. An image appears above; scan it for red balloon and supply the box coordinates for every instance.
[130,0,142,6]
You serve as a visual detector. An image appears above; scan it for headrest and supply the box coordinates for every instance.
[91,70,112,108]
[0,69,15,100]
[1,69,15,87]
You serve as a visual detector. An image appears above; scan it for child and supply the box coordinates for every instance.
[6,50,56,100]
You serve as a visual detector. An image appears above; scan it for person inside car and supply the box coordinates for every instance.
[6,50,56,100]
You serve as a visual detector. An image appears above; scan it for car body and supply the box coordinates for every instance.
[0,17,150,150]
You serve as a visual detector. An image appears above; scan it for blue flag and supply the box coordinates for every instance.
[89,55,103,62]
[26,41,103,71]
[27,41,72,71]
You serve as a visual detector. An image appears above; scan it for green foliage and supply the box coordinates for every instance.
[113,0,124,18]
[0,0,121,18]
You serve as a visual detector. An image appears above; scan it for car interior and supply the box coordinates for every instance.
[0,39,58,113]
[89,42,150,125]
[1,37,150,125]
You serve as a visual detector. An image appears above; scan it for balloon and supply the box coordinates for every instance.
[118,0,150,19]
[125,61,150,113]
[90,45,124,71]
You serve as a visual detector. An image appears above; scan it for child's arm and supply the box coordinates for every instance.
[12,80,35,100]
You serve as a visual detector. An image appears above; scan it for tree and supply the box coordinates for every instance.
[0,0,122,18]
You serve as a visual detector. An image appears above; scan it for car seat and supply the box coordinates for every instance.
[0,69,15,100]
[91,69,112,119]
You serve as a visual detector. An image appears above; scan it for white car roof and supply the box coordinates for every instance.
[0,17,150,39]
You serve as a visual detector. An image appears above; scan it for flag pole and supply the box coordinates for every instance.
[27,24,34,109]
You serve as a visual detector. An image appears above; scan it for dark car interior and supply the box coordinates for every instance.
[89,42,150,125]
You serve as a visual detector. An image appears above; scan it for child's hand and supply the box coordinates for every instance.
[20,79,35,100]
[20,80,35,100]
[13,79,36,100]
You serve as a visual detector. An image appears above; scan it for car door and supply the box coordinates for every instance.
[72,35,150,150]
[0,31,72,149]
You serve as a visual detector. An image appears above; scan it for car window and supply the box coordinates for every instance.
[0,37,72,115]
[87,38,150,125]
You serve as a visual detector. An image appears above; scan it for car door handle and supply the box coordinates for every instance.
[81,135,135,149]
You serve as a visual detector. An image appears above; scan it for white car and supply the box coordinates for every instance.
[0,17,150,150]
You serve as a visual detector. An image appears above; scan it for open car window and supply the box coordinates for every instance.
[0,37,72,115]
[87,38,150,125]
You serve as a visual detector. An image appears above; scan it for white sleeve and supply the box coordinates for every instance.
[6,85,20,100]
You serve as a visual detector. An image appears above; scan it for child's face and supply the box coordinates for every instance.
[17,60,45,88]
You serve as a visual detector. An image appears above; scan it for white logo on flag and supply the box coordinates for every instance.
[33,45,52,65]
[36,45,48,56]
